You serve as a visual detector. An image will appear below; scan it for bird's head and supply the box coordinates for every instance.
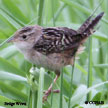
[7,25,42,52]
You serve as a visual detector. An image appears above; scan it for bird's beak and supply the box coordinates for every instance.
[7,36,15,43]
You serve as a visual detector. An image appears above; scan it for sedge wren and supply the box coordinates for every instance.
[7,12,104,101]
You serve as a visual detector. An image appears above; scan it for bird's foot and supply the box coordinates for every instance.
[43,74,60,102]
[43,89,60,102]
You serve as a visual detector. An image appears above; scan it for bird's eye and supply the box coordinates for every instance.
[22,35,27,39]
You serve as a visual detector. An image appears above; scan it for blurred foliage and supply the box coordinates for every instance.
[0,0,108,108]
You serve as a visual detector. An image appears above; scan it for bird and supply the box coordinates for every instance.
[7,12,104,102]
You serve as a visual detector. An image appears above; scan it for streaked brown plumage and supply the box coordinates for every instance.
[7,12,104,102]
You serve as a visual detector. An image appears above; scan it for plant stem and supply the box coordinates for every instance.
[28,88,32,108]
[87,37,92,101]
[50,73,55,107]
[38,0,44,25]
[50,1,55,106]
[54,4,66,21]
[59,68,63,108]
[32,90,38,108]
[51,0,55,26]
[68,56,75,108]
[37,68,44,108]
[31,65,38,108]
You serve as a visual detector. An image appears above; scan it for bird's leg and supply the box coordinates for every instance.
[43,74,60,102]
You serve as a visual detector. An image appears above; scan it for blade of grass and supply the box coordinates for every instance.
[0,57,25,76]
[97,41,105,78]
[75,63,87,75]
[0,81,27,101]
[51,0,55,26]
[32,91,38,108]
[54,4,66,21]
[68,56,75,108]
[50,0,55,107]
[0,95,15,106]
[0,45,18,59]
[0,9,21,29]
[2,0,29,23]
[37,68,45,108]
[93,31,108,42]
[70,85,87,107]
[31,65,38,108]
[29,67,39,108]
[59,68,63,108]
[27,88,32,108]
[94,64,108,68]
[70,81,108,107]
[0,8,25,27]
[0,71,27,82]
[0,95,27,108]
[89,0,94,8]
[31,0,45,107]
[37,0,44,25]
[36,0,45,105]
[87,37,92,101]
[61,0,108,24]
[50,73,54,107]
[25,16,39,26]
[44,0,48,26]
[61,0,91,15]
[87,81,108,93]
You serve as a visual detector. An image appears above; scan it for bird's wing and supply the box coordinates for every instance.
[33,27,82,55]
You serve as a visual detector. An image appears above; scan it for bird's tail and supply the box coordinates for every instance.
[78,12,104,37]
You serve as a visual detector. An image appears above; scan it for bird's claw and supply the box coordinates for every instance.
[43,89,60,102]
[43,95,48,102]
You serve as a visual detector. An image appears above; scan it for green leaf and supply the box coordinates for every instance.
[0,71,27,82]
[0,45,18,59]
[0,8,21,29]
[70,85,87,107]
[61,0,108,24]
[0,95,27,108]
[0,95,15,106]
[71,81,108,107]
[92,92,101,101]
[0,8,25,27]
[2,0,29,23]
[94,64,108,68]
[75,63,87,74]
[0,81,27,101]
[0,57,25,77]
[93,31,108,42]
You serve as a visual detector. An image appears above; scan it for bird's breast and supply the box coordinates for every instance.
[24,50,70,72]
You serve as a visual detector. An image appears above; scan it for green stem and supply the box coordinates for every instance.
[98,42,104,75]
[28,88,32,108]
[50,1,55,106]
[38,0,44,25]
[54,4,66,21]
[87,37,92,101]
[32,90,38,108]
[37,68,44,108]
[50,73,55,107]
[51,0,55,26]
[59,68,63,108]
[31,64,38,108]
[68,56,75,108]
